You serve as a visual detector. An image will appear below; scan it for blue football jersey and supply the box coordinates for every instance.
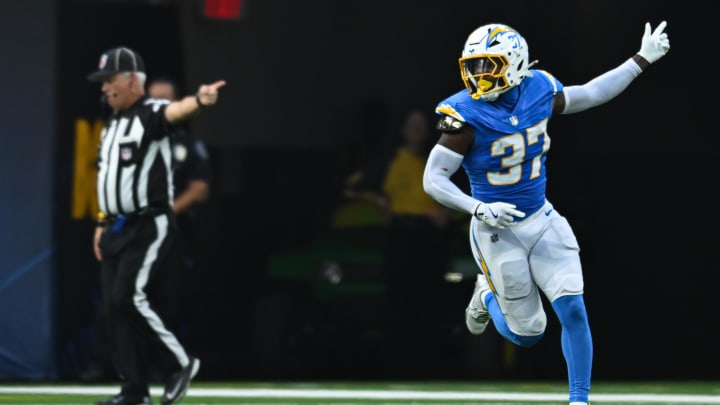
[436,69,564,217]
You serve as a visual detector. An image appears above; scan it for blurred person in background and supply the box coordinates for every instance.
[380,107,455,376]
[88,46,225,405]
[343,107,455,375]
[333,99,394,229]
[146,77,212,348]
[423,21,669,405]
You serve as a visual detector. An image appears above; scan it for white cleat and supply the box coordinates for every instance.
[465,273,491,335]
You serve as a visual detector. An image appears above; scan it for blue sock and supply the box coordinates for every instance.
[552,294,593,403]
[484,293,543,348]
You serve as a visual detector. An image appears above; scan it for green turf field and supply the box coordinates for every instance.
[1,381,720,404]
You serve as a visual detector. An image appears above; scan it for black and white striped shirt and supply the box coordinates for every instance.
[97,97,174,217]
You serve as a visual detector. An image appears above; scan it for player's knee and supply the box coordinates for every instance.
[552,294,588,327]
[509,312,547,342]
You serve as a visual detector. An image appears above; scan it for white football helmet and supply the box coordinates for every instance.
[459,23,535,101]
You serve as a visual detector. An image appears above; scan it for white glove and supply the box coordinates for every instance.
[474,202,526,229]
[638,20,670,64]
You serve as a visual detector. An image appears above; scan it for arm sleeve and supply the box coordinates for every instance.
[423,144,481,215]
[561,58,643,114]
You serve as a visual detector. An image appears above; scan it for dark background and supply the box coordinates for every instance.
[1,0,716,383]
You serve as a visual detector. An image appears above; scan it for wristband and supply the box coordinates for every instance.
[195,93,207,109]
[473,202,483,219]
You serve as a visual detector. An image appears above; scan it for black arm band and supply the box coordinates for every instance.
[195,93,207,109]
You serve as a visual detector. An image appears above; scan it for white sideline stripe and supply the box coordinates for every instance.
[1,386,720,403]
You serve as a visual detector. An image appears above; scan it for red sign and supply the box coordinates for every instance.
[204,0,242,20]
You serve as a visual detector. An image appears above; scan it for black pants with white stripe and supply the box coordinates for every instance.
[99,212,190,397]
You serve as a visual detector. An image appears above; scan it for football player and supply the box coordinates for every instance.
[423,21,669,405]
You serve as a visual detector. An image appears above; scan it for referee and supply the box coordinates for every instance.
[88,46,225,405]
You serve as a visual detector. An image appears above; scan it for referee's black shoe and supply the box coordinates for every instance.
[161,356,200,405]
[95,393,152,405]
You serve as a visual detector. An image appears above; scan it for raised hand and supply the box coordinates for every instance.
[196,80,227,107]
[638,21,670,64]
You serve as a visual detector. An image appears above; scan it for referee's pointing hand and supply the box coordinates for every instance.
[196,80,227,107]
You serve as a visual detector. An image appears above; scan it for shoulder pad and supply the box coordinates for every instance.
[436,114,466,133]
[536,69,561,94]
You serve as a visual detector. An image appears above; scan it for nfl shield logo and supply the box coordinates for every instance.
[99,54,107,69]
[121,146,132,161]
